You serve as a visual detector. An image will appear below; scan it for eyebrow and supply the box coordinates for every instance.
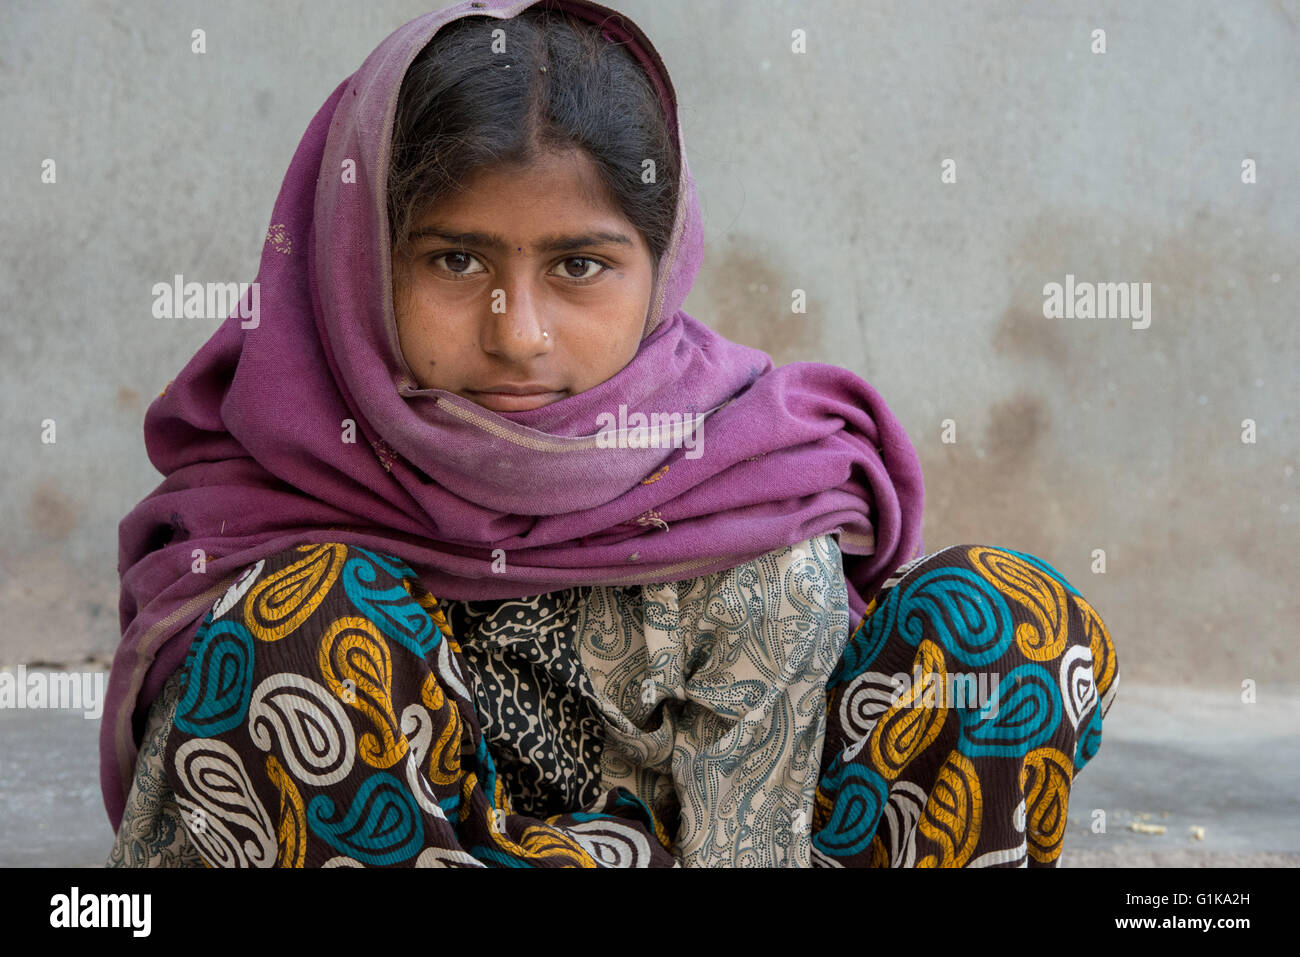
[407,225,634,255]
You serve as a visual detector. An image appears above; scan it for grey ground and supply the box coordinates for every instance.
[1,675,1296,867]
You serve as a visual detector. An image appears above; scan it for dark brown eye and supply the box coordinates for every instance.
[558,257,605,280]
[430,251,484,278]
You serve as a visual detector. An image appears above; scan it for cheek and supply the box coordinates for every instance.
[399,315,451,377]
[581,297,648,379]
[393,280,448,375]
[392,290,419,358]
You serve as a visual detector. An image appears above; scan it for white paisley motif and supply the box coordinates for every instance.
[415,846,487,868]
[247,673,356,786]
[883,781,928,868]
[1059,644,1097,731]
[810,844,845,868]
[969,843,1029,868]
[838,670,898,746]
[321,856,365,867]
[211,559,265,620]
[435,636,471,703]
[558,818,654,868]
[1100,668,1120,720]
[399,702,449,820]
[174,799,246,869]
[172,737,276,868]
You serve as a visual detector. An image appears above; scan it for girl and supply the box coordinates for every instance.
[102,0,1117,868]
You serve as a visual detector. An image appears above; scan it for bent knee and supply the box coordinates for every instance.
[874,543,1116,677]
[193,542,443,670]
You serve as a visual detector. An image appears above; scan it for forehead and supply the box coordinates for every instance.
[418,148,617,221]
[406,149,647,256]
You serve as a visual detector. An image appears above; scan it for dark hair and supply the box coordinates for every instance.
[387,6,680,269]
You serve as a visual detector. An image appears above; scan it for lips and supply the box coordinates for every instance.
[470,383,561,395]
[465,384,567,412]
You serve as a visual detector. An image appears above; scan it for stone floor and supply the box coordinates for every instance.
[2,676,1296,867]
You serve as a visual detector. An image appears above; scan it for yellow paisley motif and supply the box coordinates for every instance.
[420,670,443,712]
[318,616,408,769]
[647,806,673,852]
[868,638,948,780]
[481,793,594,867]
[460,772,478,823]
[851,596,879,641]
[266,754,306,868]
[419,671,462,786]
[403,577,455,640]
[1022,746,1073,863]
[917,750,983,867]
[967,546,1068,662]
[492,823,595,868]
[244,543,347,642]
[868,833,889,868]
[519,826,598,866]
[492,776,514,818]
[1075,594,1117,699]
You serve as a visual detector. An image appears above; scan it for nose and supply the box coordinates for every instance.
[479,275,551,361]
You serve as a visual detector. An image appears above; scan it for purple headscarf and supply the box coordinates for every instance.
[101,0,925,830]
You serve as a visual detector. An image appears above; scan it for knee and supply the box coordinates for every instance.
[898,543,1078,594]
[181,543,446,720]
[870,543,1118,705]
[204,542,438,649]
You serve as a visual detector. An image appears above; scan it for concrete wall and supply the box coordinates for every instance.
[3,0,1297,692]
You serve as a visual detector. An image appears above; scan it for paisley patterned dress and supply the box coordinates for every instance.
[106,535,1117,868]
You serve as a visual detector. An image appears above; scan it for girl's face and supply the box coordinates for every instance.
[392,148,657,413]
